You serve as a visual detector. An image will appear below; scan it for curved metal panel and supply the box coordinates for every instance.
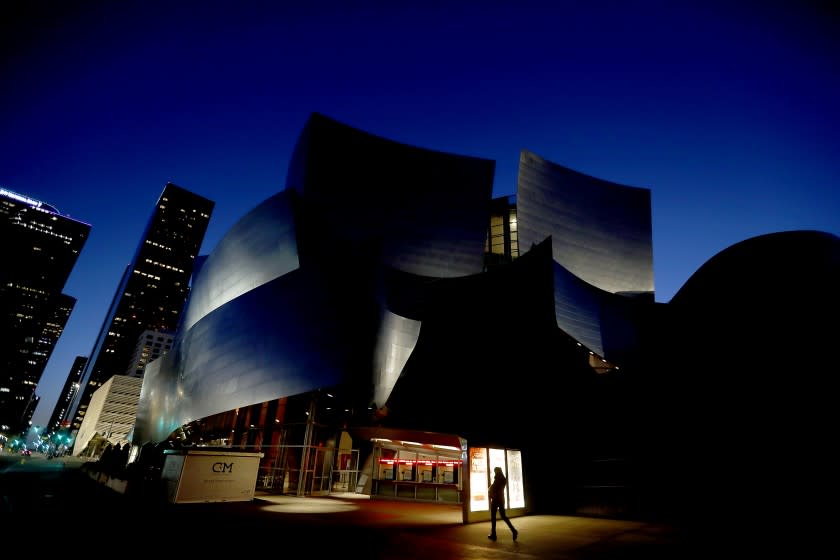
[517,149,654,296]
[371,310,422,408]
[286,112,495,278]
[178,270,345,422]
[182,191,300,331]
[552,259,605,356]
[133,354,181,444]
[135,106,505,444]
[551,243,648,363]
[135,269,347,443]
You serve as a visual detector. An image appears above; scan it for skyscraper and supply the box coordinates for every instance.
[45,355,87,434]
[124,329,174,378]
[0,187,90,435]
[66,182,213,434]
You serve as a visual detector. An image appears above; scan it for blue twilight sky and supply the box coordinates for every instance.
[1,1,837,428]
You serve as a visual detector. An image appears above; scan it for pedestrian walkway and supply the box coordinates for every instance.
[250,491,689,559]
[2,454,691,558]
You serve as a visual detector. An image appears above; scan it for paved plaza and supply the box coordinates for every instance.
[1,453,691,558]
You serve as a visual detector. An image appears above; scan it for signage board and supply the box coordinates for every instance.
[162,450,263,503]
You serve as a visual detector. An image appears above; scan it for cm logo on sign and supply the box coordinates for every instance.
[212,462,234,473]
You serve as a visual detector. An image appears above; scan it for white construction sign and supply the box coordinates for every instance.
[162,450,263,503]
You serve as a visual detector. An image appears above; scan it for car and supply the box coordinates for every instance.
[20,448,31,456]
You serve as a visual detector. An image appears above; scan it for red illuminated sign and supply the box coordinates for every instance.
[378,459,461,465]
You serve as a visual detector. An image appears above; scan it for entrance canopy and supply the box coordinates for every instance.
[349,426,466,452]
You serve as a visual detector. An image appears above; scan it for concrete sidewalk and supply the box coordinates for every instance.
[251,491,691,559]
[1,455,691,558]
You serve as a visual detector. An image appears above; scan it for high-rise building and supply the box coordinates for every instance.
[124,329,174,378]
[45,355,87,434]
[0,187,90,435]
[69,329,175,456]
[66,182,213,434]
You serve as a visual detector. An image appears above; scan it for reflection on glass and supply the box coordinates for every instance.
[488,448,506,478]
[506,449,525,508]
[469,447,488,512]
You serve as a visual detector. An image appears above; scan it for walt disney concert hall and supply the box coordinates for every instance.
[133,112,839,523]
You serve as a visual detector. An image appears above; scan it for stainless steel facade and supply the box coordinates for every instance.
[135,113,498,443]
[133,114,657,449]
[129,113,839,521]
[516,149,654,297]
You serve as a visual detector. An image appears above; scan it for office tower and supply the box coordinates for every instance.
[66,182,213,434]
[125,329,174,378]
[0,187,90,435]
[45,355,87,434]
[69,329,174,452]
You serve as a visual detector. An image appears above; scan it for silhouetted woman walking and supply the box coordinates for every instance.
[488,466,518,541]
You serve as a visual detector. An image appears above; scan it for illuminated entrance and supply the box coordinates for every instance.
[464,446,528,523]
[355,427,529,523]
